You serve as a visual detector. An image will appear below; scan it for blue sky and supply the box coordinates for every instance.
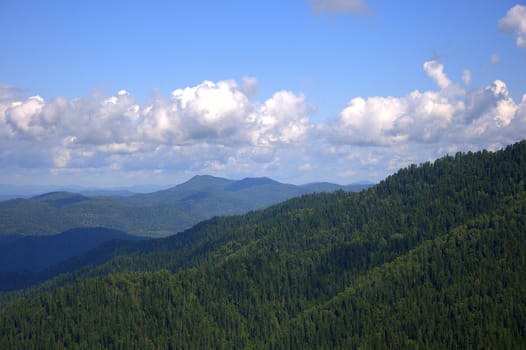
[1,0,525,187]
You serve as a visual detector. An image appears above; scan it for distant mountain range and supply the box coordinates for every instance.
[0,184,170,200]
[0,176,372,237]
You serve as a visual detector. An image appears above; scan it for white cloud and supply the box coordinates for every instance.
[463,80,519,141]
[423,60,451,89]
[160,79,251,143]
[0,78,313,180]
[4,96,46,139]
[1,61,525,186]
[326,60,525,150]
[249,91,311,147]
[171,80,247,125]
[135,80,311,149]
[334,95,406,145]
[499,4,526,48]
[310,0,368,15]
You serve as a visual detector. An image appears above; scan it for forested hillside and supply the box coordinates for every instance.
[0,141,525,349]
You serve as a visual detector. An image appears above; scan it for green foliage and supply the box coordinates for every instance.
[1,141,525,348]
[0,270,228,349]
[281,195,526,349]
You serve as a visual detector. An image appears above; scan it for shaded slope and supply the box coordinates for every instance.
[0,227,146,273]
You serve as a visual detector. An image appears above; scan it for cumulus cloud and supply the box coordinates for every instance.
[0,78,311,172]
[423,60,451,89]
[330,88,465,145]
[334,95,406,145]
[326,60,525,150]
[3,96,46,139]
[1,61,525,185]
[499,4,526,48]
[463,80,520,139]
[310,0,368,15]
[136,80,311,149]
[138,80,251,144]
[248,91,311,147]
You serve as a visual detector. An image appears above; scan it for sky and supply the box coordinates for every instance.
[1,0,526,187]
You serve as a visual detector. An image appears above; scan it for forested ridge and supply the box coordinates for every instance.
[0,141,525,349]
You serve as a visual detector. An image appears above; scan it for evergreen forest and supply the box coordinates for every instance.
[0,141,525,349]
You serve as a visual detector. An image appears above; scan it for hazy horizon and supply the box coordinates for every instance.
[1,1,525,187]
[0,173,377,198]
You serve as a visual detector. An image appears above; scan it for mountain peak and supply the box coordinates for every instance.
[189,174,223,181]
[177,175,233,189]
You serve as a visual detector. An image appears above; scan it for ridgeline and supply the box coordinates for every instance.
[1,141,525,348]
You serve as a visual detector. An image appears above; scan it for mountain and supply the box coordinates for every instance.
[0,176,370,237]
[0,141,525,348]
[119,175,305,209]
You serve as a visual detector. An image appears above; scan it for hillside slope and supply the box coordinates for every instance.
[0,141,525,348]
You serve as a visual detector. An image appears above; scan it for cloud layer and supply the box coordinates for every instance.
[0,79,312,179]
[1,57,525,185]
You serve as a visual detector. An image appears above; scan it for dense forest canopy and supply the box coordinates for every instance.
[0,141,525,349]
